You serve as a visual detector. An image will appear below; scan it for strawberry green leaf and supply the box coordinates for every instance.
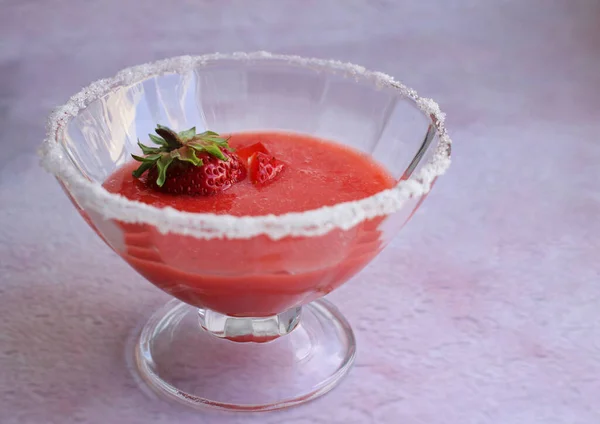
[156,154,174,187]
[132,160,155,178]
[149,134,167,147]
[138,140,161,155]
[175,146,203,166]
[214,137,234,150]
[178,127,196,141]
[197,130,219,137]
[201,135,229,144]
[187,142,206,152]
[132,153,161,162]
[204,144,228,161]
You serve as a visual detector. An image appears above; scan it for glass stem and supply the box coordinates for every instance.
[198,306,302,342]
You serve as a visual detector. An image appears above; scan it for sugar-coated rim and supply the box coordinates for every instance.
[39,51,451,240]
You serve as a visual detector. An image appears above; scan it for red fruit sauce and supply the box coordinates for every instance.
[101,131,396,317]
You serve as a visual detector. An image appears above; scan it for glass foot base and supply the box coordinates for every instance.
[134,298,356,411]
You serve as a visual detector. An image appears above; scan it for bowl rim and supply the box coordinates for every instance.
[39,51,452,240]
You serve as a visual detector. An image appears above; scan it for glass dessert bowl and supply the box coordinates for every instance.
[39,52,451,412]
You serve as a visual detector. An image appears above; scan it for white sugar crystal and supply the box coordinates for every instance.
[39,52,452,240]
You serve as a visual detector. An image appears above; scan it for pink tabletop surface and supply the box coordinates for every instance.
[1,1,600,423]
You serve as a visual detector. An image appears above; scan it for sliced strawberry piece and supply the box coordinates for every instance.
[237,142,269,163]
[248,152,285,185]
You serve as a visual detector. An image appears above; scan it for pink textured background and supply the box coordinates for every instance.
[1,1,600,423]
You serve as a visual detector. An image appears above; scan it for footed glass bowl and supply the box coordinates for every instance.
[39,52,451,411]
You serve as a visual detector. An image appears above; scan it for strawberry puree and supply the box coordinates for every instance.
[102,131,395,316]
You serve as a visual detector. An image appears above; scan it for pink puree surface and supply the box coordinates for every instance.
[2,1,600,423]
[103,131,395,215]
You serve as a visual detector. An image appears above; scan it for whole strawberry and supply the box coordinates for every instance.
[131,125,246,195]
